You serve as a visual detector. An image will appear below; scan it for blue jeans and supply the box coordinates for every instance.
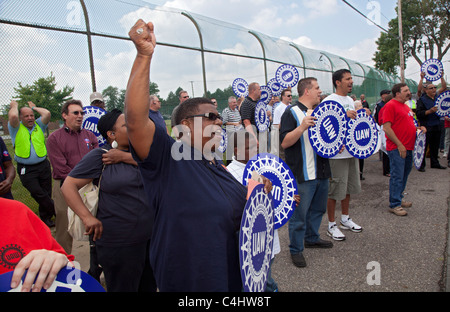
[289,178,328,255]
[387,149,413,208]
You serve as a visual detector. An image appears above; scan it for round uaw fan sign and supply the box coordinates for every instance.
[421,58,443,82]
[267,78,282,97]
[414,130,426,170]
[345,109,379,159]
[275,64,299,88]
[0,266,105,292]
[82,106,107,146]
[239,184,274,292]
[308,100,347,158]
[218,128,227,153]
[242,153,297,230]
[255,101,270,132]
[232,78,249,98]
[259,85,273,105]
[435,90,450,117]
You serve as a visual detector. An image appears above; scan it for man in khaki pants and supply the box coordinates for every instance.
[46,100,98,253]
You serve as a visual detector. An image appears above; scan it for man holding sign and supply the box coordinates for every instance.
[323,69,363,241]
[382,83,427,216]
[280,77,333,267]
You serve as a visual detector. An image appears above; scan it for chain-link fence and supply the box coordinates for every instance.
[0,0,417,212]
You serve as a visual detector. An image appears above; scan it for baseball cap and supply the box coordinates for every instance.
[90,92,104,104]
[380,90,391,96]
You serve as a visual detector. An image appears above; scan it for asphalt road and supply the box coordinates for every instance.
[71,152,450,292]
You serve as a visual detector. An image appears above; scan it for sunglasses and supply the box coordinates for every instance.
[71,111,86,116]
[186,112,223,121]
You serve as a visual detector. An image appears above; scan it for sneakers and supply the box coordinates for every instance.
[340,218,363,233]
[327,224,346,241]
[389,206,407,216]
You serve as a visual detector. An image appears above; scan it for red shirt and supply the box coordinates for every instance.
[382,99,417,151]
[46,126,98,179]
[0,198,74,275]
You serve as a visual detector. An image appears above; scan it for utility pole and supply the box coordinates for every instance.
[189,81,195,97]
[398,0,405,83]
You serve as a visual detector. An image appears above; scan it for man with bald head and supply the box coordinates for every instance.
[8,100,55,227]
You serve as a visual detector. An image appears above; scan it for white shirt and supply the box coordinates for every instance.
[273,102,290,126]
[323,93,355,159]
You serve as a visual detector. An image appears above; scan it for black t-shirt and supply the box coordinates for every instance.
[69,146,153,247]
[0,137,13,199]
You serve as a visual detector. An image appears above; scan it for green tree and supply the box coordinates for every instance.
[12,73,74,121]
[373,0,450,75]
[102,86,122,111]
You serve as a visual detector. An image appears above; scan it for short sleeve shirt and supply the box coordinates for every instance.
[130,125,247,292]
[69,146,153,247]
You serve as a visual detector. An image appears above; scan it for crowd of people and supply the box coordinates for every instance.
[1,19,449,292]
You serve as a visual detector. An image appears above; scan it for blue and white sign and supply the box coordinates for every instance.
[239,184,274,292]
[232,78,249,98]
[435,90,450,117]
[255,101,270,132]
[260,85,273,105]
[308,100,347,158]
[82,106,106,147]
[242,153,298,230]
[267,78,282,97]
[0,266,105,292]
[218,128,227,153]
[421,58,444,82]
[414,130,426,170]
[275,64,299,88]
[345,109,379,159]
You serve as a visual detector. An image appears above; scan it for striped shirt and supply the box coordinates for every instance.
[221,107,242,132]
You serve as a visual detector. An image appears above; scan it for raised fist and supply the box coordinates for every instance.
[128,19,156,57]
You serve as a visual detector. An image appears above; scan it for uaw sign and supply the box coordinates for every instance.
[435,90,450,117]
[414,130,426,170]
[275,64,299,88]
[267,78,282,97]
[82,106,106,146]
[255,101,270,132]
[345,109,379,159]
[242,153,297,230]
[259,85,273,105]
[308,100,347,158]
[0,266,105,292]
[421,58,443,82]
[232,78,249,98]
[239,183,274,292]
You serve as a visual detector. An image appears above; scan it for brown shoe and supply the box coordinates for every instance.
[401,201,412,208]
[389,207,408,216]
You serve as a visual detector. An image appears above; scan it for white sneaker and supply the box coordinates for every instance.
[327,224,346,241]
[340,218,363,233]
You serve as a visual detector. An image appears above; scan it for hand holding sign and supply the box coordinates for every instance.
[421,58,444,82]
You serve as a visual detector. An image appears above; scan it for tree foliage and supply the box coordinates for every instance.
[373,0,450,75]
[12,73,74,121]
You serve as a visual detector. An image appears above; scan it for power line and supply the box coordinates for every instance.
[341,0,390,33]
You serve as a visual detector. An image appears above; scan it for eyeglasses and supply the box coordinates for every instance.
[183,96,190,99]
[71,111,85,116]
[186,112,223,121]
[286,95,292,97]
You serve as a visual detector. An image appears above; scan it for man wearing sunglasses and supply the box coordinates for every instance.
[416,72,448,170]
[8,100,55,228]
[47,100,98,253]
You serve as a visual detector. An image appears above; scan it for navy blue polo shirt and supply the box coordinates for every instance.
[418,94,440,127]
[130,124,247,292]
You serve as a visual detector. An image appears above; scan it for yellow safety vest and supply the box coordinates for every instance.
[14,122,47,159]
